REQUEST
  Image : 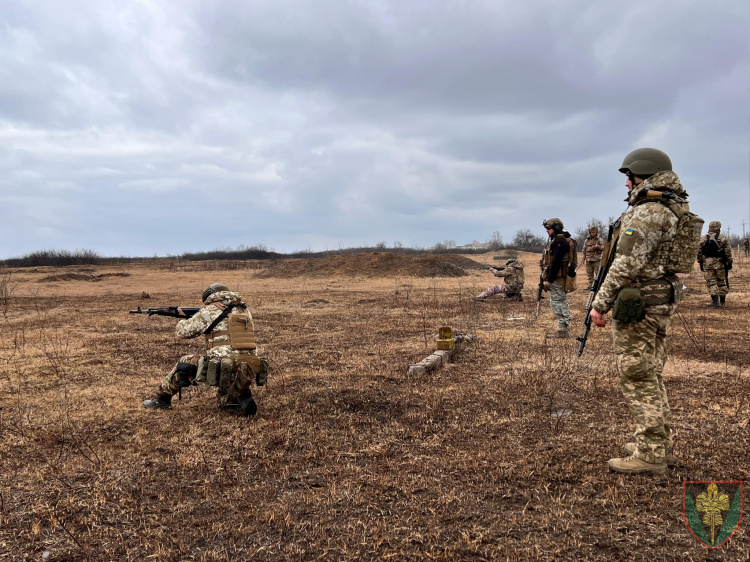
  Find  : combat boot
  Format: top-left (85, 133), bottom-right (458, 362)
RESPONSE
top-left (608, 455), bottom-right (666, 475)
top-left (546, 329), bottom-right (569, 339)
top-left (143, 391), bottom-right (173, 410)
top-left (705, 295), bottom-right (720, 308)
top-left (623, 443), bottom-right (677, 467)
top-left (719, 295), bottom-right (726, 307)
top-left (239, 389), bottom-right (258, 417)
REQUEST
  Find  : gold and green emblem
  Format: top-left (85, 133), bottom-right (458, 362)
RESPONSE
top-left (683, 481), bottom-right (743, 548)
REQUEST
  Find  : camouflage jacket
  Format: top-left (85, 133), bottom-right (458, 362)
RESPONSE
top-left (697, 232), bottom-right (732, 270)
top-left (592, 171), bottom-right (687, 316)
top-left (582, 234), bottom-right (604, 263)
top-left (493, 261), bottom-right (525, 291)
top-left (175, 291), bottom-right (256, 359)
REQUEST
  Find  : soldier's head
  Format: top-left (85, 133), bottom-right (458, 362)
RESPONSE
top-left (708, 221), bottom-right (721, 234)
top-left (543, 218), bottom-right (564, 236)
top-left (619, 147), bottom-right (672, 190)
top-left (505, 258), bottom-right (517, 266)
top-left (201, 282), bottom-right (230, 303)
top-left (589, 226), bottom-right (598, 236)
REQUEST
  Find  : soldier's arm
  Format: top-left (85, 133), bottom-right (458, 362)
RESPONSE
top-left (722, 238), bottom-right (733, 262)
top-left (592, 205), bottom-right (674, 314)
top-left (175, 305), bottom-right (217, 339)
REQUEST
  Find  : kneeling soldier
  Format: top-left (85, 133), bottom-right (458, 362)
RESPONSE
top-left (473, 258), bottom-right (525, 302)
top-left (143, 283), bottom-right (268, 416)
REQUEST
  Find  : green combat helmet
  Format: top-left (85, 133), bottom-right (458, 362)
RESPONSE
top-left (201, 282), bottom-right (230, 303)
top-left (505, 258), bottom-right (517, 266)
top-left (543, 218), bottom-right (564, 234)
top-left (618, 148), bottom-right (672, 177)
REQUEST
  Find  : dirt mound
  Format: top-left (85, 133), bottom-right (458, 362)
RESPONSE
top-left (255, 253), bottom-right (483, 278)
top-left (39, 272), bottom-right (131, 283)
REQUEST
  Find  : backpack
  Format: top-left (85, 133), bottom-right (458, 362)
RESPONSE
top-left (663, 201), bottom-right (704, 274)
top-left (701, 236), bottom-right (721, 258)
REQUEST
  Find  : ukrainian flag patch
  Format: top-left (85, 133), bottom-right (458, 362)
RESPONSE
top-left (625, 229), bottom-right (634, 235)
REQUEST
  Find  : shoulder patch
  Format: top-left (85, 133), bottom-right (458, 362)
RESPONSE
top-left (625, 229), bottom-right (634, 235)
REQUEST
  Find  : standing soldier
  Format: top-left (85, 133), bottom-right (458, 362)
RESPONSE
top-left (697, 221), bottom-right (732, 308)
top-left (540, 218), bottom-right (575, 338)
top-left (743, 237), bottom-right (749, 258)
top-left (473, 258), bottom-right (525, 302)
top-left (142, 283), bottom-right (267, 416)
top-left (581, 226), bottom-right (605, 288)
top-left (590, 147), bottom-right (697, 475)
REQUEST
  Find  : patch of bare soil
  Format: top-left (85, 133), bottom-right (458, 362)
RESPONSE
top-left (38, 272), bottom-right (131, 283)
top-left (256, 252), bottom-right (483, 278)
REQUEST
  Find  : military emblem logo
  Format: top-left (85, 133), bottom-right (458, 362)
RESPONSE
top-left (683, 481), bottom-right (742, 548)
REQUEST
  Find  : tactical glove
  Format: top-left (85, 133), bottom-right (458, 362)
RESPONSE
top-left (726, 261), bottom-right (732, 271)
top-left (699, 262), bottom-right (704, 272)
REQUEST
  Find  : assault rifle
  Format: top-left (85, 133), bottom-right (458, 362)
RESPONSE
top-left (535, 273), bottom-right (545, 317)
top-left (129, 306), bottom-right (201, 319)
top-left (576, 222), bottom-right (616, 357)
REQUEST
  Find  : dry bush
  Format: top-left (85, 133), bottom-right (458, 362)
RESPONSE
top-left (0, 253), bottom-right (748, 561)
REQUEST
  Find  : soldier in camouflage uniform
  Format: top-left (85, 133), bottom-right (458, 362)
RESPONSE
top-left (473, 259), bottom-right (525, 302)
top-left (540, 218), bottom-right (573, 338)
top-left (143, 283), bottom-right (260, 416)
top-left (581, 227), bottom-right (604, 288)
top-left (697, 221), bottom-right (732, 308)
top-left (590, 148), bottom-right (691, 475)
top-left (743, 237), bottom-right (749, 258)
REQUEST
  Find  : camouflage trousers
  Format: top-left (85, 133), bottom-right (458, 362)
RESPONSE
top-left (703, 268), bottom-right (729, 296)
top-left (159, 354), bottom-right (236, 407)
top-left (612, 312), bottom-right (673, 464)
top-left (585, 262), bottom-right (599, 287)
top-left (477, 284), bottom-right (519, 299)
top-left (549, 281), bottom-right (570, 330)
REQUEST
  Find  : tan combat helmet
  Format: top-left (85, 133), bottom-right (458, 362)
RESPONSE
top-left (201, 282), bottom-right (230, 303)
top-left (708, 221), bottom-right (721, 233)
top-left (589, 226), bottom-right (598, 235)
top-left (543, 218), bottom-right (564, 234)
top-left (505, 258), bottom-right (517, 266)
top-left (618, 148), bottom-right (672, 177)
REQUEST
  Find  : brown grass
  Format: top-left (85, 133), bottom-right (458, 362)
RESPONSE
top-left (0, 252), bottom-right (748, 561)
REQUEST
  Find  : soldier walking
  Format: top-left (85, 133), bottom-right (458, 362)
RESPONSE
top-left (590, 148), bottom-right (695, 475)
top-left (473, 258), bottom-right (525, 302)
top-left (581, 227), bottom-right (604, 288)
top-left (697, 221), bottom-right (732, 308)
top-left (540, 218), bottom-right (575, 338)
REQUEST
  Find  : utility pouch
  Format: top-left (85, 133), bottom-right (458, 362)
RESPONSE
top-left (227, 362), bottom-right (253, 398)
top-left (640, 275), bottom-right (681, 305)
top-left (195, 356), bottom-right (208, 384)
top-left (175, 362), bottom-right (198, 388)
top-left (206, 358), bottom-right (221, 386)
top-left (612, 287), bottom-right (646, 324)
top-left (564, 274), bottom-right (577, 294)
top-left (218, 357), bottom-right (234, 393)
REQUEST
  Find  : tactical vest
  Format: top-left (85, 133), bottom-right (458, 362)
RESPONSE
top-left (541, 234), bottom-right (577, 283)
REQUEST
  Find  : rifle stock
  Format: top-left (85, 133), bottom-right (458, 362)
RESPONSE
top-left (129, 306), bottom-right (201, 319)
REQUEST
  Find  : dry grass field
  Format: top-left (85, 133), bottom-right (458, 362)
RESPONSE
top-left (0, 251), bottom-right (748, 561)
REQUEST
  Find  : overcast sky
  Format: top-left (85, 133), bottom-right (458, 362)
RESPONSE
top-left (0, 0), bottom-right (748, 258)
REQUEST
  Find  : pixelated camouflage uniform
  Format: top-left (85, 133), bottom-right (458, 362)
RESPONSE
top-left (476, 261), bottom-right (525, 300)
top-left (582, 233), bottom-right (605, 287)
top-left (541, 234), bottom-right (572, 331)
top-left (592, 170), bottom-right (689, 464)
top-left (744, 238), bottom-right (749, 258)
top-left (158, 290), bottom-right (257, 407)
top-left (697, 222), bottom-right (732, 297)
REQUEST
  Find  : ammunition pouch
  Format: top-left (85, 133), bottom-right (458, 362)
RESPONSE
top-left (205, 353), bottom-right (269, 396)
top-left (612, 287), bottom-right (646, 324)
top-left (195, 356), bottom-right (208, 383)
top-left (175, 362), bottom-right (198, 388)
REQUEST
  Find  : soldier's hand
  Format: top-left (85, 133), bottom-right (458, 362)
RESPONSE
top-left (699, 262), bottom-right (704, 271)
top-left (542, 281), bottom-right (552, 291)
top-left (591, 309), bottom-right (607, 328)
